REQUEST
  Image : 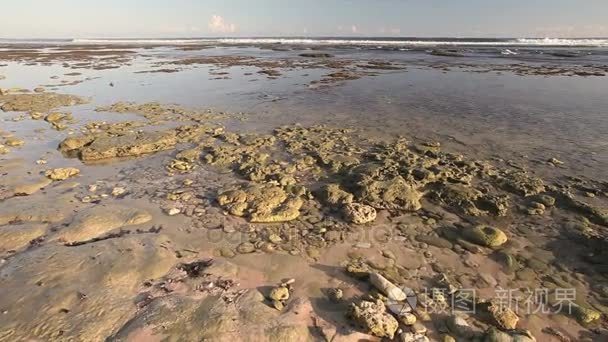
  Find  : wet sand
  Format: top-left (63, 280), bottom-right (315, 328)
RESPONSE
top-left (0, 44), bottom-right (607, 341)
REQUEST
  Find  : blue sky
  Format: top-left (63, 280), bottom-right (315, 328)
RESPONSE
top-left (2, 0), bottom-right (608, 38)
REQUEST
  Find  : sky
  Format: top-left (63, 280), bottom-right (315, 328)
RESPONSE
top-left (2, 0), bottom-right (608, 38)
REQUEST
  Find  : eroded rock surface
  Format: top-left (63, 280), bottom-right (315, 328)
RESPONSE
top-left (217, 184), bottom-right (304, 223)
top-left (55, 204), bottom-right (152, 243)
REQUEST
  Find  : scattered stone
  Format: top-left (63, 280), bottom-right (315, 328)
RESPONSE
top-left (526, 202), bottom-right (546, 215)
top-left (165, 208), bottom-right (180, 216)
top-left (400, 313), bottom-right (417, 325)
top-left (570, 304), bottom-right (601, 324)
top-left (4, 137), bottom-right (24, 147)
top-left (411, 322), bottom-right (427, 334)
top-left (236, 242), bottom-right (256, 254)
top-left (416, 235), bottom-right (453, 249)
top-left (348, 299), bottom-right (399, 339)
top-left (343, 203), bottom-right (377, 224)
top-left (531, 194), bottom-right (555, 207)
top-left (219, 246), bottom-right (236, 258)
top-left (484, 327), bottom-right (536, 342)
top-left (446, 314), bottom-right (471, 337)
top-left (328, 288), bottom-right (343, 303)
top-left (400, 332), bottom-right (430, 342)
top-left (369, 272), bottom-right (406, 301)
top-left (45, 167), bottom-right (80, 181)
top-left (463, 225), bottom-right (508, 248)
top-left (548, 158), bottom-right (564, 166)
top-left (488, 303), bottom-right (519, 330)
top-left (111, 187), bottom-right (127, 197)
top-left (269, 286), bottom-right (289, 301)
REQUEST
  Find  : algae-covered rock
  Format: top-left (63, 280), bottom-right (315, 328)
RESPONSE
top-left (176, 147), bottom-right (200, 163)
top-left (0, 92), bottom-right (87, 112)
top-left (60, 125), bottom-right (217, 161)
top-left (217, 184), bottom-right (303, 223)
top-left (322, 183), bottom-right (354, 205)
top-left (484, 327), bottom-right (536, 342)
top-left (499, 171), bottom-right (545, 197)
top-left (59, 135), bottom-right (96, 153)
top-left (79, 131), bottom-right (178, 161)
top-left (463, 225), bottom-right (508, 248)
top-left (45, 167), bottom-right (80, 181)
top-left (269, 286), bottom-right (290, 301)
top-left (348, 299), bottom-right (399, 339)
top-left (44, 112), bottom-right (70, 123)
top-left (431, 183), bottom-right (485, 216)
top-left (571, 304), bottom-right (601, 324)
top-left (355, 173), bottom-right (423, 211)
top-left (343, 203), bottom-right (377, 224)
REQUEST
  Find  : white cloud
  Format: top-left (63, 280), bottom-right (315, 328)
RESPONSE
top-left (351, 25), bottom-right (358, 33)
top-left (208, 15), bottom-right (236, 34)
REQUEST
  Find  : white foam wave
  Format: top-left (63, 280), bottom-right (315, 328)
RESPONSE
top-left (5, 37), bottom-right (606, 47)
top-left (220, 38), bottom-right (608, 47)
top-left (71, 38), bottom-right (215, 45)
top-left (515, 38), bottom-right (608, 46)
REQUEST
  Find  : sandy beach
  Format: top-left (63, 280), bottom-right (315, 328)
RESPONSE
top-left (0, 40), bottom-right (607, 341)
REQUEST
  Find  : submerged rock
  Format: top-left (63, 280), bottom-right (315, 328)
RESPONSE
top-left (0, 223), bottom-right (47, 253)
top-left (348, 299), bottom-right (399, 339)
top-left (343, 203), bottom-right (377, 224)
top-left (217, 184), bottom-right (303, 223)
top-left (11, 177), bottom-right (52, 196)
top-left (4, 137), bottom-right (24, 147)
top-left (0, 92), bottom-right (87, 112)
top-left (463, 225), bottom-right (508, 248)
